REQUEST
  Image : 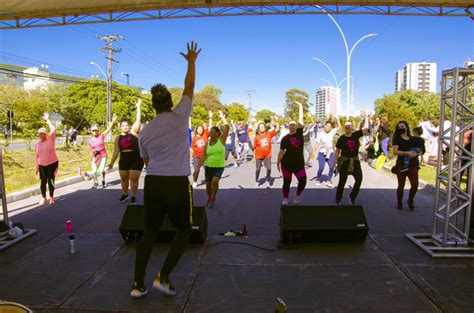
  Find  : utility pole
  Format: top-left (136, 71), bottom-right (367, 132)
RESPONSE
top-left (245, 89), bottom-right (255, 112)
top-left (121, 72), bottom-right (130, 86)
top-left (99, 34), bottom-right (123, 141)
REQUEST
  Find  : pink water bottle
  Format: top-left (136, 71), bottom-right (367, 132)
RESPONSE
top-left (65, 220), bottom-right (72, 234)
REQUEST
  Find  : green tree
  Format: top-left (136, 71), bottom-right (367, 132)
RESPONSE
top-left (256, 109), bottom-right (275, 123)
top-left (284, 88), bottom-right (310, 120)
top-left (225, 102), bottom-right (249, 123)
top-left (191, 106), bottom-right (208, 128)
top-left (193, 84), bottom-right (224, 112)
top-left (374, 89), bottom-right (441, 131)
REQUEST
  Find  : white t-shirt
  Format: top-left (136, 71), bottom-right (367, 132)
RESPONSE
top-left (139, 96), bottom-right (192, 176)
top-left (316, 128), bottom-right (338, 153)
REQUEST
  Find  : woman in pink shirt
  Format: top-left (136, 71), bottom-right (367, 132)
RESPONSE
top-left (89, 115), bottom-right (117, 188)
top-left (35, 113), bottom-right (59, 205)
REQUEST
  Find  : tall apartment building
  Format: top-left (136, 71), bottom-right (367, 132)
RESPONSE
top-left (395, 62), bottom-right (437, 93)
top-left (314, 86), bottom-right (341, 119)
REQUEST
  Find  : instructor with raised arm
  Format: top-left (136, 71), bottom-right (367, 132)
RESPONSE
top-left (131, 42), bottom-right (201, 298)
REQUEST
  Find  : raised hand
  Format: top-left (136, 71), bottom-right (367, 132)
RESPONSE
top-left (218, 110), bottom-right (224, 118)
top-left (208, 110), bottom-right (213, 118)
top-left (180, 41), bottom-right (202, 62)
top-left (136, 98), bottom-right (142, 108)
top-left (112, 114), bottom-right (118, 123)
top-left (43, 112), bottom-right (49, 121)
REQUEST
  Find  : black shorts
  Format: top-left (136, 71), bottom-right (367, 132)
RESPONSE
top-left (144, 176), bottom-right (193, 229)
top-left (204, 166), bottom-right (224, 182)
top-left (119, 151), bottom-right (144, 171)
top-left (39, 161), bottom-right (58, 180)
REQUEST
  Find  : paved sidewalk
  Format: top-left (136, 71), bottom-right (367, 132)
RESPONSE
top-left (1, 155), bottom-right (473, 312)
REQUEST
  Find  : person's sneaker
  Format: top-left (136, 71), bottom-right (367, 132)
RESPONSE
top-left (234, 162), bottom-right (239, 168)
top-left (192, 182), bottom-right (197, 188)
top-left (130, 282), bottom-right (148, 298)
top-left (102, 181), bottom-right (106, 189)
top-left (119, 194), bottom-right (129, 202)
top-left (92, 183), bottom-right (98, 189)
top-left (49, 197), bottom-right (55, 205)
top-left (38, 198), bottom-right (46, 205)
top-left (326, 181), bottom-right (333, 188)
top-left (281, 198), bottom-right (289, 206)
top-left (294, 196), bottom-right (302, 205)
top-left (266, 181), bottom-right (271, 189)
top-left (206, 200), bottom-right (214, 209)
top-left (130, 197), bottom-right (136, 204)
top-left (350, 197), bottom-right (356, 205)
top-left (315, 180), bottom-right (321, 186)
top-left (153, 273), bottom-right (176, 296)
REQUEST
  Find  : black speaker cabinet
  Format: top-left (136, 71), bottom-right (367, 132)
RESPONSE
top-left (280, 205), bottom-right (369, 243)
top-left (119, 205), bottom-right (208, 244)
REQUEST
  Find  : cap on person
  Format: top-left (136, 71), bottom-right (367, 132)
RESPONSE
top-left (289, 121), bottom-right (297, 126)
top-left (37, 127), bottom-right (48, 134)
top-left (91, 125), bottom-right (99, 131)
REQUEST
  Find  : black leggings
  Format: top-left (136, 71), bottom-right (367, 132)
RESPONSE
top-left (396, 165), bottom-right (419, 205)
top-left (39, 161), bottom-right (58, 198)
top-left (336, 160), bottom-right (363, 202)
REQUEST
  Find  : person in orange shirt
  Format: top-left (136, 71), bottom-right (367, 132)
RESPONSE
top-left (254, 115), bottom-right (280, 188)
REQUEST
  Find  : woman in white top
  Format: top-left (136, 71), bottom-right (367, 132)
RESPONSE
top-left (314, 116), bottom-right (341, 187)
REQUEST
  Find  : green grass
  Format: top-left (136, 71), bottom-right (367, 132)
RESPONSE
top-left (2, 142), bottom-right (114, 193)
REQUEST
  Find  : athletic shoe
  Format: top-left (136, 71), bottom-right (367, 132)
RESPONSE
top-left (266, 181), bottom-right (271, 189)
top-left (192, 182), bottom-right (197, 188)
top-left (153, 273), bottom-right (176, 296)
top-left (206, 200), bottom-right (214, 209)
top-left (130, 197), bottom-right (136, 204)
top-left (315, 181), bottom-right (321, 186)
top-left (119, 194), bottom-right (129, 202)
top-left (102, 181), bottom-right (106, 189)
top-left (294, 196), bottom-right (302, 205)
top-left (326, 181), bottom-right (333, 188)
top-left (234, 163), bottom-right (239, 168)
top-left (281, 198), bottom-right (289, 206)
top-left (38, 198), bottom-right (46, 205)
top-left (49, 197), bottom-right (55, 205)
top-left (92, 183), bottom-right (98, 189)
top-left (350, 197), bottom-right (356, 205)
top-left (130, 282), bottom-right (148, 298)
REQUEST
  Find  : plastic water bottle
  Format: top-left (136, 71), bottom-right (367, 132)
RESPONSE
top-left (69, 234), bottom-right (76, 254)
top-left (65, 220), bottom-right (75, 254)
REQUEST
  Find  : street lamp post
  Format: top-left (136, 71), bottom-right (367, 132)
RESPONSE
top-left (90, 61), bottom-right (112, 141)
top-left (316, 5), bottom-right (377, 118)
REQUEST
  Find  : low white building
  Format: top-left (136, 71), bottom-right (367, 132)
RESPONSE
top-left (23, 65), bottom-right (51, 90)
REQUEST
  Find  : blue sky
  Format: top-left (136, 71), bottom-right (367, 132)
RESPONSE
top-left (0, 14), bottom-right (472, 115)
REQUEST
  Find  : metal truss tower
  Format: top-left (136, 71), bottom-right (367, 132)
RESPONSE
top-left (407, 67), bottom-right (474, 258)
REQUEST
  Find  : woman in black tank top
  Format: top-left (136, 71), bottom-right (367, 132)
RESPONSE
top-left (109, 99), bottom-right (144, 204)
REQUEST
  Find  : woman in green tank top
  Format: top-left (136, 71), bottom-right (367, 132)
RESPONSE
top-left (194, 110), bottom-right (229, 208)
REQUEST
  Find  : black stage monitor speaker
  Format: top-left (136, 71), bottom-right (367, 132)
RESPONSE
top-left (280, 205), bottom-right (369, 243)
top-left (119, 205), bottom-right (208, 244)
